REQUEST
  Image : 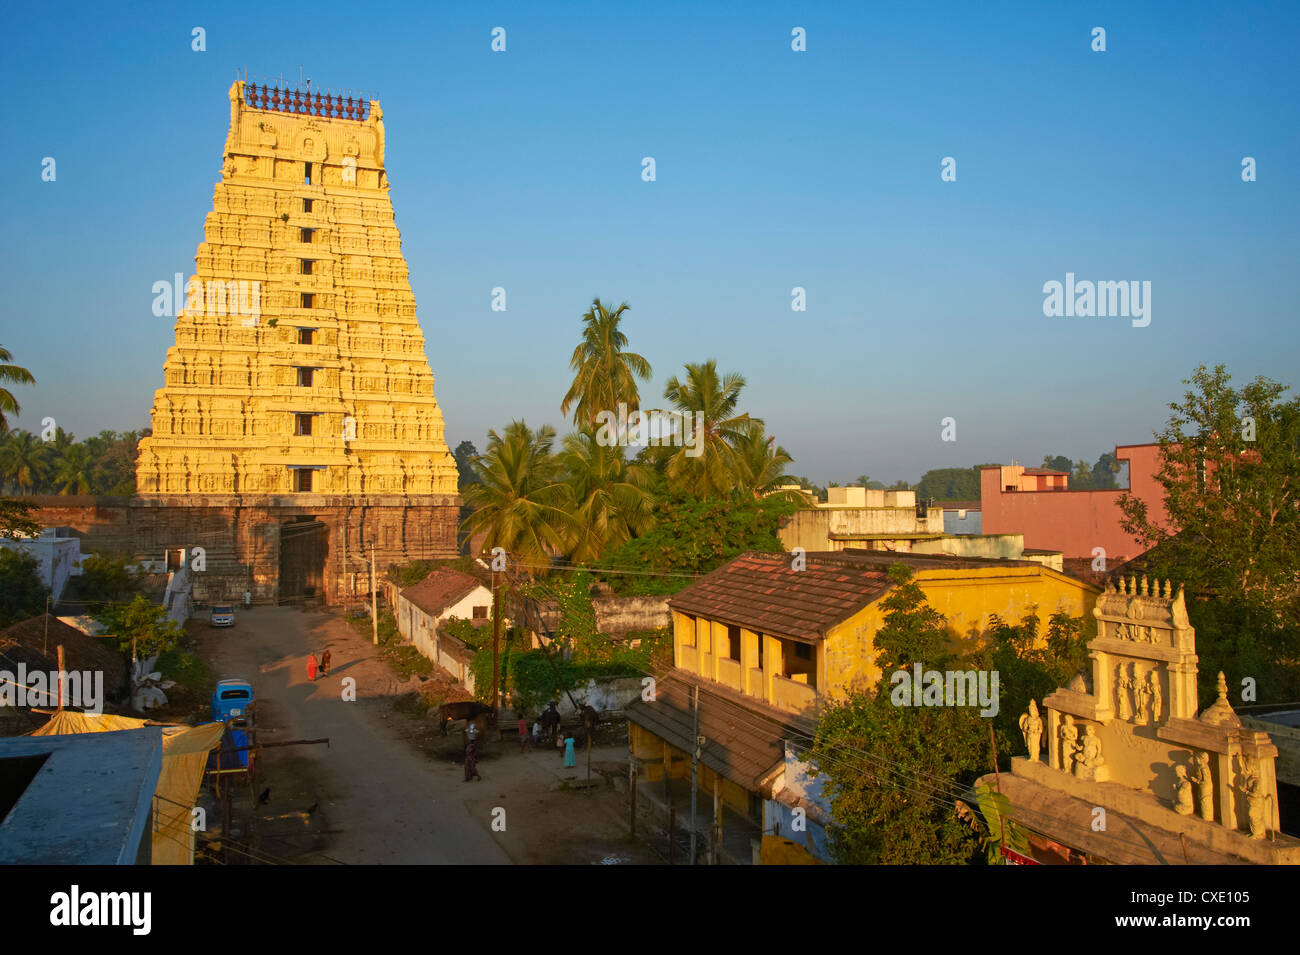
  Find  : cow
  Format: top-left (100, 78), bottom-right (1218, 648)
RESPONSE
top-left (540, 702), bottom-right (561, 743)
top-left (579, 704), bottom-right (599, 740)
top-left (439, 700), bottom-right (497, 736)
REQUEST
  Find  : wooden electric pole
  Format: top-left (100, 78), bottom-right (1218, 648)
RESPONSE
top-left (491, 571), bottom-right (501, 717)
top-left (689, 683), bottom-right (700, 866)
top-left (369, 543), bottom-right (378, 646)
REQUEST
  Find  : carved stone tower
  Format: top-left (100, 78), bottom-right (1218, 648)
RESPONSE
top-left (137, 80), bottom-right (458, 497)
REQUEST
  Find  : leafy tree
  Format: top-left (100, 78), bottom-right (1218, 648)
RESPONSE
top-left (0, 346), bottom-right (35, 434)
top-left (600, 493), bottom-right (797, 595)
top-left (77, 553), bottom-right (141, 602)
top-left (0, 430), bottom-right (50, 494)
top-left (730, 425), bottom-right (799, 501)
top-left (557, 429), bottom-right (654, 563)
top-left (453, 440), bottom-right (480, 490)
top-left (0, 548), bottom-right (47, 627)
top-left (914, 466), bottom-right (990, 501)
top-left (53, 444), bottom-right (95, 495)
top-left (1119, 364), bottom-right (1300, 701)
top-left (459, 421), bottom-right (571, 572)
top-left (854, 474), bottom-right (886, 490)
top-left (1041, 455), bottom-right (1073, 474)
top-left (560, 298), bottom-right (652, 427)
top-left (1090, 451), bottom-right (1122, 490)
top-left (661, 360), bottom-right (758, 498)
top-left (1071, 459), bottom-right (1093, 489)
top-left (95, 594), bottom-right (184, 660)
top-left (806, 565), bottom-right (986, 864)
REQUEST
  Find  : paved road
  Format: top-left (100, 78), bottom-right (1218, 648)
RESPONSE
top-left (201, 606), bottom-right (511, 865)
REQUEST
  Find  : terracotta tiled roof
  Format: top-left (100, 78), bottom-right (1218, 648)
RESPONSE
top-left (0, 615), bottom-right (128, 695)
top-left (1022, 467), bottom-right (1069, 475)
top-left (626, 671), bottom-right (810, 795)
top-left (668, 551), bottom-right (894, 643)
top-left (939, 500), bottom-right (981, 511)
top-left (400, 569), bottom-right (485, 618)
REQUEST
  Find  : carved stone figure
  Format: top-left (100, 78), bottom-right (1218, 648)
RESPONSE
top-left (1019, 700), bottom-right (1043, 762)
top-left (1238, 758), bottom-right (1267, 839)
top-left (1173, 765), bottom-right (1195, 815)
top-left (1116, 664), bottom-right (1132, 721)
top-left (1133, 665), bottom-right (1151, 726)
top-left (1147, 669), bottom-right (1163, 724)
top-left (1059, 715), bottom-right (1078, 775)
top-left (1074, 725), bottom-right (1104, 781)
top-left (1190, 751), bottom-right (1214, 822)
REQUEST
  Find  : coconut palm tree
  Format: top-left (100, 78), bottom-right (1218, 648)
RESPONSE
top-left (0, 430), bottom-right (50, 494)
top-left (731, 424), bottom-right (802, 501)
top-left (661, 360), bottom-right (759, 498)
top-left (557, 429), bottom-right (655, 564)
top-left (560, 298), bottom-right (652, 427)
top-left (0, 346), bottom-right (36, 435)
top-left (53, 443), bottom-right (95, 495)
top-left (459, 421), bottom-right (572, 573)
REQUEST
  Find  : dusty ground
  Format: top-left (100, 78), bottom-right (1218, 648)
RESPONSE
top-left (196, 605), bottom-right (658, 865)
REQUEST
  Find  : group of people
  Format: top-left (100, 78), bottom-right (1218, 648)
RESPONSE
top-left (305, 649), bottom-right (332, 681)
top-left (516, 708), bottom-right (577, 767)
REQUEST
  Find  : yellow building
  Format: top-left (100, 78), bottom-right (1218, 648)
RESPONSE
top-left (625, 549), bottom-right (1099, 862)
top-left (136, 80), bottom-right (458, 497)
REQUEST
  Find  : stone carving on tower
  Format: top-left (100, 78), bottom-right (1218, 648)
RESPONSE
top-left (136, 80), bottom-right (458, 499)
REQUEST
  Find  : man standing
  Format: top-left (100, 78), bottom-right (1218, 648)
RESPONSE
top-left (464, 740), bottom-right (481, 782)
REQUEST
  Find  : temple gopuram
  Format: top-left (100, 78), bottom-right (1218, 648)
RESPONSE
top-left (89, 80), bottom-right (460, 603)
top-left (979, 575), bottom-right (1298, 864)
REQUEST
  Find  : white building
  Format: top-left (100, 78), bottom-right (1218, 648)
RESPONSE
top-left (0, 529), bottom-right (84, 601)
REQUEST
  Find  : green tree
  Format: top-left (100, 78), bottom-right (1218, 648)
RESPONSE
top-left (661, 360), bottom-right (758, 498)
top-left (914, 466), bottom-right (989, 501)
top-left (0, 430), bottom-right (50, 495)
top-left (560, 298), bottom-right (652, 427)
top-left (557, 428), bottom-right (654, 564)
top-left (600, 493), bottom-right (797, 595)
top-left (854, 474), bottom-right (886, 490)
top-left (77, 553), bottom-right (141, 603)
top-left (95, 594), bottom-right (184, 660)
top-left (1041, 455), bottom-right (1073, 474)
top-left (1090, 451), bottom-right (1122, 490)
top-left (459, 421), bottom-right (571, 572)
top-left (0, 548), bottom-right (47, 627)
top-left (0, 497), bottom-right (40, 539)
top-left (731, 425), bottom-right (799, 500)
top-left (806, 565), bottom-right (985, 864)
top-left (0, 346), bottom-right (36, 435)
top-left (1071, 458), bottom-right (1093, 489)
top-left (453, 440), bottom-right (480, 490)
top-left (53, 443), bottom-right (95, 495)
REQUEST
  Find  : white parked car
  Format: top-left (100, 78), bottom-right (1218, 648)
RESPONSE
top-left (210, 605), bottom-right (235, 628)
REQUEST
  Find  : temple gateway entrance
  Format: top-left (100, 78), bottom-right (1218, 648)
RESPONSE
top-left (279, 516), bottom-right (328, 603)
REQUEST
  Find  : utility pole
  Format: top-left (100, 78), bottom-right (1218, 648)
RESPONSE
top-left (690, 684), bottom-right (700, 866)
top-left (341, 515), bottom-right (348, 615)
top-left (491, 571), bottom-right (501, 717)
top-left (43, 594), bottom-right (51, 656)
top-left (369, 541), bottom-right (378, 646)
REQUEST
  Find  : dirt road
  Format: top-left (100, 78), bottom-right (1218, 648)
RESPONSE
top-left (200, 606), bottom-right (512, 864)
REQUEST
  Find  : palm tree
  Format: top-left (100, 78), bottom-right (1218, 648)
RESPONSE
top-left (731, 424), bottom-right (801, 501)
top-left (53, 444), bottom-right (95, 495)
top-left (560, 298), bottom-right (652, 427)
top-left (0, 346), bottom-right (36, 434)
top-left (459, 421), bottom-right (572, 572)
top-left (661, 360), bottom-right (759, 498)
top-left (557, 429), bottom-right (655, 563)
top-left (0, 430), bottom-right (50, 494)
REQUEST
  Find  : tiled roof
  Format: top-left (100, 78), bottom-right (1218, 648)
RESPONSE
top-left (1022, 468), bottom-right (1068, 475)
top-left (669, 551), bottom-right (893, 643)
top-left (626, 671), bottom-right (809, 794)
top-left (400, 569), bottom-right (486, 618)
top-left (1, 615), bottom-right (127, 682)
top-left (669, 550), bottom-right (1039, 642)
top-left (939, 500), bottom-right (981, 511)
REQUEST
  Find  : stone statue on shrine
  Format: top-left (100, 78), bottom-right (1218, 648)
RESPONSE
top-left (1134, 666), bottom-right (1151, 726)
top-left (1239, 759), bottom-right (1268, 839)
top-left (1074, 725), bottom-right (1104, 781)
top-left (1173, 765), bottom-right (1195, 815)
top-left (1147, 669), bottom-right (1163, 724)
top-left (1019, 700), bottom-right (1043, 762)
top-left (1116, 663), bottom-right (1132, 721)
top-left (374, 104), bottom-right (385, 167)
top-left (1190, 751), bottom-right (1214, 822)
top-left (1059, 714), bottom-right (1078, 774)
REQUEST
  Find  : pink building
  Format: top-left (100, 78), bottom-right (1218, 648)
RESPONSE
top-left (979, 444), bottom-right (1170, 564)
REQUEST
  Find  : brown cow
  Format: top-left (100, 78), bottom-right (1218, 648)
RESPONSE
top-left (439, 700), bottom-right (497, 735)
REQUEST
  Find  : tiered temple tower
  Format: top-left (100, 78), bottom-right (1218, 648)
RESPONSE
top-left (137, 80), bottom-right (458, 498)
top-left (128, 81), bottom-right (460, 603)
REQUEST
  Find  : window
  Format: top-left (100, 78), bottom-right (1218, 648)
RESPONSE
top-left (300, 228), bottom-right (314, 244)
top-left (303, 162), bottom-right (312, 185)
top-left (300, 293), bottom-right (314, 309)
top-left (295, 413), bottom-right (313, 436)
top-left (794, 643), bottom-right (812, 661)
top-left (472, 605), bottom-right (488, 619)
top-left (727, 624), bottom-right (741, 662)
top-left (295, 468), bottom-right (314, 492)
top-left (296, 368), bottom-right (314, 387)
top-left (298, 327), bottom-right (315, 344)
top-left (300, 259), bottom-right (313, 275)
top-left (302, 198), bottom-right (313, 213)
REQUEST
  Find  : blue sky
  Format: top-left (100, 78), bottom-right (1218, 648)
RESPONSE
top-left (2, 0), bottom-right (1298, 483)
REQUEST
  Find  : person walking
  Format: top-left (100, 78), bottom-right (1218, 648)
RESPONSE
top-left (306, 654), bottom-right (319, 681)
top-left (464, 740), bottom-right (481, 782)
top-left (518, 715), bottom-right (531, 753)
top-left (563, 733), bottom-right (577, 769)
top-left (320, 649), bottom-right (332, 676)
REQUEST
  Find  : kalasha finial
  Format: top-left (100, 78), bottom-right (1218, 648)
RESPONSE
top-left (1216, 671), bottom-right (1229, 701)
